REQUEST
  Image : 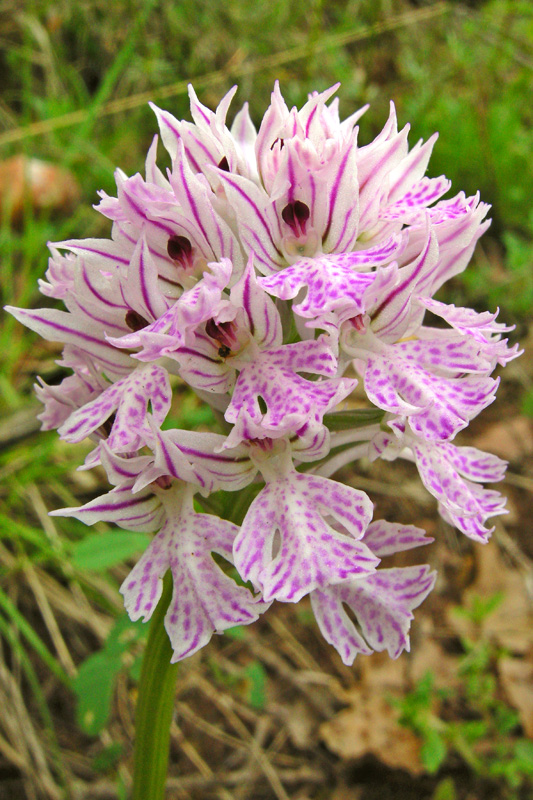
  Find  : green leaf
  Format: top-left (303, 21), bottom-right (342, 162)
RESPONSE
top-left (522, 388), bottom-right (533, 418)
top-left (323, 407), bottom-right (384, 431)
top-left (514, 740), bottom-right (533, 775)
top-left (431, 777), bottom-right (457, 800)
top-left (105, 614), bottom-right (148, 657)
top-left (73, 614), bottom-right (148, 736)
top-left (71, 531), bottom-right (151, 571)
top-left (128, 653), bottom-right (144, 683)
top-left (73, 651), bottom-right (122, 735)
top-left (93, 742), bottom-right (123, 773)
top-left (421, 729), bottom-right (447, 773)
top-left (224, 625), bottom-right (246, 640)
top-left (245, 660), bottom-right (267, 710)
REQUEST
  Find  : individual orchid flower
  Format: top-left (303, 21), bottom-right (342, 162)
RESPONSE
top-left (368, 421), bottom-right (509, 543)
top-left (53, 476), bottom-right (268, 661)
top-left (231, 441), bottom-right (377, 603)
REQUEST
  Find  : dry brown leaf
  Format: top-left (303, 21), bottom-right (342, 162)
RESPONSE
top-left (409, 639), bottom-right (461, 690)
top-left (498, 657), bottom-right (533, 738)
top-left (447, 544), bottom-right (533, 654)
top-left (279, 699), bottom-right (318, 750)
top-left (319, 691), bottom-right (424, 775)
top-left (473, 416), bottom-right (533, 463)
top-left (0, 155), bottom-right (80, 222)
top-left (358, 650), bottom-right (406, 692)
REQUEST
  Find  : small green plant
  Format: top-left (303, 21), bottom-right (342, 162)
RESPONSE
top-left (391, 594), bottom-right (533, 797)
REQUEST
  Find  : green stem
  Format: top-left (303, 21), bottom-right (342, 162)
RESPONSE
top-left (132, 574), bottom-right (178, 800)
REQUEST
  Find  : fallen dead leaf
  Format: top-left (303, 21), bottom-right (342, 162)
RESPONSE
top-left (409, 639), bottom-right (461, 690)
top-left (0, 155), bottom-right (80, 223)
top-left (279, 699), bottom-right (318, 750)
top-left (498, 657), bottom-right (533, 738)
top-left (319, 690), bottom-right (424, 775)
top-left (447, 544), bottom-right (533, 654)
top-left (358, 650), bottom-right (406, 692)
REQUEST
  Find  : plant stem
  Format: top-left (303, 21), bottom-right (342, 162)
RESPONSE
top-left (132, 574), bottom-right (178, 800)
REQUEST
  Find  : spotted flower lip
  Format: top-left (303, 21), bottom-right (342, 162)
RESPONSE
top-left (6, 81), bottom-right (519, 665)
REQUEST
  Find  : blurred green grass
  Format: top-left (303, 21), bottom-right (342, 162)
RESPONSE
top-left (0, 1), bottom-right (532, 797)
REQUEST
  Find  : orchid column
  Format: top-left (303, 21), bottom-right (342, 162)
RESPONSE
top-left (7, 82), bottom-right (518, 798)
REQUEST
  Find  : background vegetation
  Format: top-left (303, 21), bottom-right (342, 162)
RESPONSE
top-left (0, 1), bottom-right (532, 798)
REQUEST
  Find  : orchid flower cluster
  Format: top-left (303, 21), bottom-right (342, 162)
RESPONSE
top-left (8, 83), bottom-right (519, 667)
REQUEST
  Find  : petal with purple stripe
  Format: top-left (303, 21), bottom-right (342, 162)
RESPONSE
top-left (311, 564), bottom-right (436, 665)
top-left (234, 471), bottom-right (376, 602)
top-left (120, 488), bottom-right (268, 661)
top-left (59, 364), bottom-right (171, 452)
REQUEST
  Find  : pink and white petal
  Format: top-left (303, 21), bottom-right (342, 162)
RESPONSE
top-left (229, 258), bottom-right (282, 349)
top-left (312, 564), bottom-right (436, 665)
top-left (72, 258), bottom-right (128, 321)
top-left (438, 442), bottom-right (507, 483)
top-left (225, 343), bottom-right (355, 443)
top-left (98, 442), bottom-right (155, 488)
top-left (234, 472), bottom-right (376, 602)
top-left (161, 430), bottom-right (257, 491)
top-left (255, 82), bottom-right (290, 183)
top-left (357, 125), bottom-right (410, 232)
top-left (311, 587), bottom-right (373, 664)
top-left (290, 422), bottom-right (331, 463)
top-left (165, 511), bottom-right (267, 661)
top-left (265, 337), bottom-right (339, 376)
top-left (5, 306), bottom-right (133, 378)
top-left (260, 235), bottom-right (402, 319)
top-left (136, 426), bottom-right (201, 490)
top-left (170, 146), bottom-right (243, 270)
top-left (117, 173), bottom-right (182, 246)
top-left (213, 170), bottom-right (285, 274)
top-left (364, 353), bottom-right (498, 440)
top-left (59, 364), bottom-right (171, 453)
top-left (230, 102), bottom-right (258, 177)
top-left (394, 336), bottom-right (495, 375)
top-left (144, 134), bottom-right (170, 189)
top-left (108, 259), bottom-right (232, 357)
top-left (380, 176), bottom-right (451, 223)
top-left (120, 528), bottom-right (169, 620)
top-left (51, 485), bottom-right (164, 532)
top-left (320, 133), bottom-right (360, 253)
top-left (121, 489), bottom-right (267, 661)
top-left (419, 298), bottom-right (512, 339)
top-left (437, 483), bottom-right (509, 543)
top-left (175, 332), bottom-right (235, 394)
top-left (412, 442), bottom-right (506, 525)
top-left (370, 221), bottom-right (439, 340)
top-left (38, 249), bottom-right (77, 299)
top-left (407, 374), bottom-right (497, 441)
top-left (119, 235), bottom-right (169, 321)
top-left (35, 373), bottom-right (101, 431)
top-left (52, 236), bottom-right (132, 273)
top-left (149, 104), bottom-right (183, 162)
top-left (387, 133), bottom-right (439, 203)
top-left (363, 520), bottom-right (432, 558)
top-left (418, 300), bottom-right (521, 367)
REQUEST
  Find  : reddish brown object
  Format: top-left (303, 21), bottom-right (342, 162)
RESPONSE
top-left (0, 155), bottom-right (80, 223)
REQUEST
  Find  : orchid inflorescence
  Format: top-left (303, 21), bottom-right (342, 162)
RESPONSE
top-left (8, 83), bottom-right (519, 666)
